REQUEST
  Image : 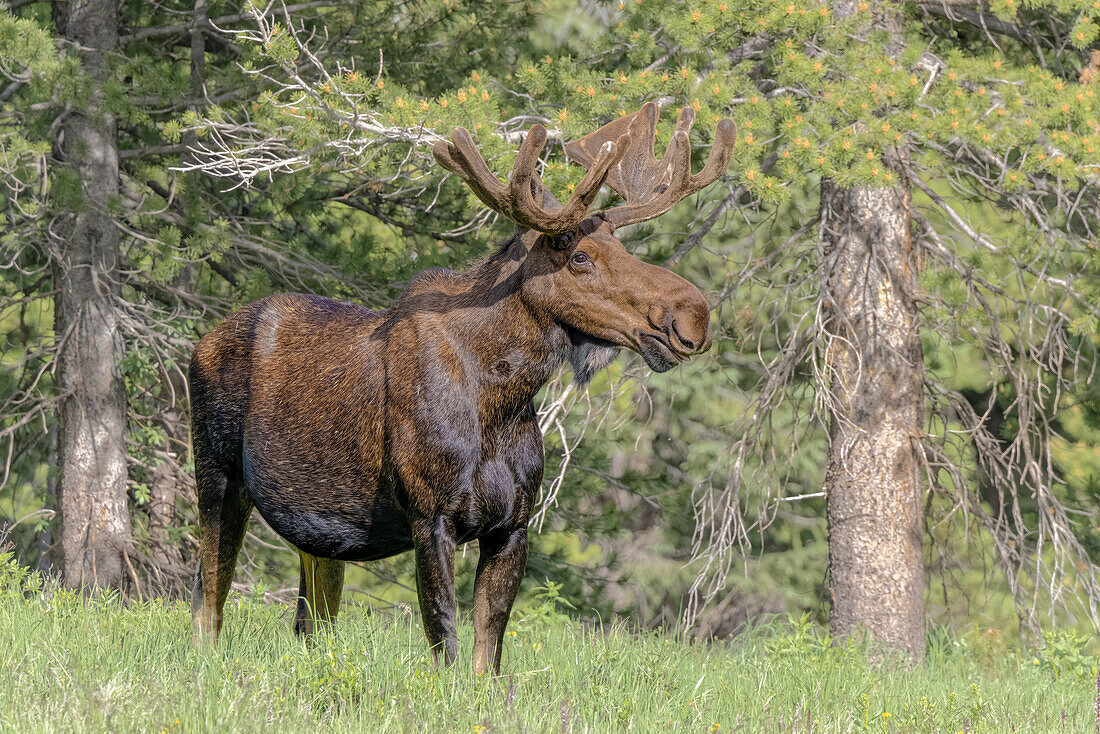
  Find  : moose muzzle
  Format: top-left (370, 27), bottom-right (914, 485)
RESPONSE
top-left (637, 274), bottom-right (713, 373)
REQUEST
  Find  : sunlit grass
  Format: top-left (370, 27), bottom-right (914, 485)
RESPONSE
top-left (0, 556), bottom-right (1095, 733)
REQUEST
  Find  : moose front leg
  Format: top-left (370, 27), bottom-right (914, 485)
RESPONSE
top-left (472, 527), bottom-right (528, 675)
top-left (413, 516), bottom-right (458, 667)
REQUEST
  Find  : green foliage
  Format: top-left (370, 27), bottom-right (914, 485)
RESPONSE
top-left (1033, 629), bottom-right (1097, 683)
top-left (512, 580), bottom-right (576, 633)
top-left (0, 571), bottom-right (1095, 732)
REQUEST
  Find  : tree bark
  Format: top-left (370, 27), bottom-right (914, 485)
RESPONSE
top-left (818, 0), bottom-right (925, 664)
top-left (51, 0), bottom-right (131, 589)
top-left (820, 159), bottom-right (925, 660)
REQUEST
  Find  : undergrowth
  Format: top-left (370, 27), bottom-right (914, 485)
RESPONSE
top-left (0, 552), bottom-right (1095, 733)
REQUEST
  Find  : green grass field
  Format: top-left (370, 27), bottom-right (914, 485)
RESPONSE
top-left (0, 556), bottom-right (1096, 733)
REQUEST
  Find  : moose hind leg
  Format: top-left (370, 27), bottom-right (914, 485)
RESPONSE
top-left (292, 551), bottom-right (345, 637)
top-left (191, 467), bottom-right (252, 643)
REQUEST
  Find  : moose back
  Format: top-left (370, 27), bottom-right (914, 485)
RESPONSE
top-left (189, 102), bottom-right (735, 674)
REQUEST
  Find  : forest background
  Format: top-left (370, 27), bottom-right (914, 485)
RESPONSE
top-left (1, 0), bottom-right (1099, 657)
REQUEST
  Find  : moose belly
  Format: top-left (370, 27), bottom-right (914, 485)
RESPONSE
top-left (242, 444), bottom-right (413, 562)
top-left (253, 497), bottom-right (414, 561)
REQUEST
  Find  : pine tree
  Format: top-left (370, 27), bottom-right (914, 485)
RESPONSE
top-left (48, 0), bottom-right (131, 589)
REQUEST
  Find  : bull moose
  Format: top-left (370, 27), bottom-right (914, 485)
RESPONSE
top-left (189, 102), bottom-right (735, 674)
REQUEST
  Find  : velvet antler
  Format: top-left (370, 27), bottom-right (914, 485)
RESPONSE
top-left (565, 102), bottom-right (736, 228)
top-left (433, 123), bottom-right (629, 234)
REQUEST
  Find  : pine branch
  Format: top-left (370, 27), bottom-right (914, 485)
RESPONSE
top-left (0, 0), bottom-right (42, 10)
top-left (913, 0), bottom-right (1043, 47)
top-left (118, 1), bottom-right (343, 44)
top-left (119, 144), bottom-right (190, 160)
top-left (665, 153), bottom-right (779, 267)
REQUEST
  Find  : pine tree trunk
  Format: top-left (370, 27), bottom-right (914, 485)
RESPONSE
top-left (51, 0), bottom-right (130, 590)
top-left (816, 0), bottom-right (925, 663)
top-left (819, 157), bottom-right (925, 660)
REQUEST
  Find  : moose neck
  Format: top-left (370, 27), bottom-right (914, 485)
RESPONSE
top-left (461, 233), bottom-right (567, 399)
top-left (427, 231), bottom-right (614, 413)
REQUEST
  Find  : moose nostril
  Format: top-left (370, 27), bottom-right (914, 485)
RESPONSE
top-left (670, 319), bottom-right (696, 351)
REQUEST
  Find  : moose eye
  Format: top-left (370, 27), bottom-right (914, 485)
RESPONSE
top-left (570, 251), bottom-right (591, 266)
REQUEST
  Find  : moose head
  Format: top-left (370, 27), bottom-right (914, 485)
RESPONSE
top-left (432, 101), bottom-right (736, 377)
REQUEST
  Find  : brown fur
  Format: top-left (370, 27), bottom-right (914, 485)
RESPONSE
top-left (190, 217), bottom-right (712, 673)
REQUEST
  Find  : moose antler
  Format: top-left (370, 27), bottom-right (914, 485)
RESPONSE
top-left (433, 123), bottom-right (629, 234)
top-left (565, 102), bottom-right (736, 228)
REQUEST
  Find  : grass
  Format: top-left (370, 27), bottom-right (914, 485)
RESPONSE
top-left (0, 557), bottom-right (1096, 733)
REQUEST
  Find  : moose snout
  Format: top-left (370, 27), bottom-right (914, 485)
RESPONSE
top-left (648, 289), bottom-right (713, 356)
top-left (670, 293), bottom-right (713, 354)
